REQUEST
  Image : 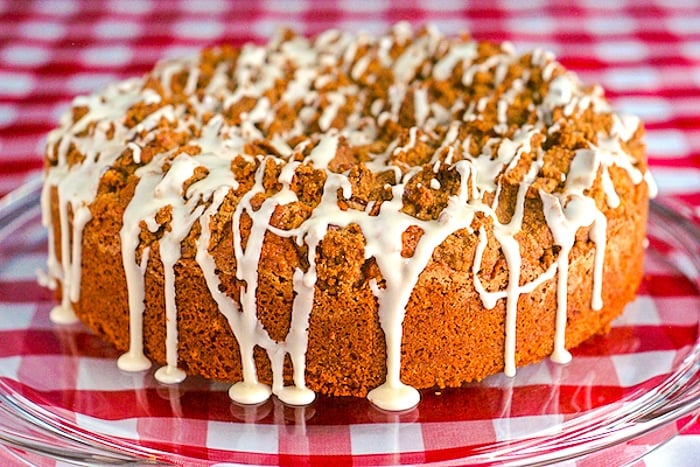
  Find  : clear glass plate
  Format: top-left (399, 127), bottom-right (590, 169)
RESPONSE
top-left (0, 176), bottom-right (698, 466)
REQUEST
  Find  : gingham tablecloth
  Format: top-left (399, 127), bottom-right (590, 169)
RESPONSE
top-left (0, 1), bottom-right (698, 465)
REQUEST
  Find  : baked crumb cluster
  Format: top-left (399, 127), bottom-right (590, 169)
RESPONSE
top-left (43, 23), bottom-right (654, 411)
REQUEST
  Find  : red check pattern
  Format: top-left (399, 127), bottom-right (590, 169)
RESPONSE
top-left (0, 1), bottom-right (698, 465)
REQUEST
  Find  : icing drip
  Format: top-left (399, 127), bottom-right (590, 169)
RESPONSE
top-left (228, 155), bottom-right (319, 406)
top-left (590, 212), bottom-right (607, 311)
top-left (118, 169), bottom-right (161, 373)
top-left (43, 79), bottom-right (149, 324)
top-left (152, 155), bottom-right (206, 384)
top-left (42, 23), bottom-right (655, 412)
top-left (540, 193), bottom-right (599, 364)
top-left (493, 180), bottom-right (532, 377)
top-left (232, 162), bottom-right (286, 399)
top-left (196, 187), bottom-right (273, 405)
top-left (117, 246), bottom-right (151, 372)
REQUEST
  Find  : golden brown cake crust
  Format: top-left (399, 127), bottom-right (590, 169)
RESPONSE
top-left (44, 23), bottom-right (652, 404)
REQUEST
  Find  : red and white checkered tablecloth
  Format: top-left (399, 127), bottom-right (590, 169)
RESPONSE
top-left (0, 1), bottom-right (698, 466)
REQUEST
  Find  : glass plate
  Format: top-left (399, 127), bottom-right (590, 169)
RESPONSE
top-left (0, 176), bottom-right (698, 466)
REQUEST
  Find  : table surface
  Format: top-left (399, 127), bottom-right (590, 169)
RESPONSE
top-left (0, 1), bottom-right (698, 466)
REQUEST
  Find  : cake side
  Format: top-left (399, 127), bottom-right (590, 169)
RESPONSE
top-left (43, 23), bottom-right (654, 409)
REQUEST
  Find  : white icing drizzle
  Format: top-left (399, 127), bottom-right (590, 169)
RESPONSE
top-left (546, 74), bottom-right (576, 108)
top-left (43, 79), bottom-right (150, 324)
top-left (494, 179), bottom-right (533, 377)
top-left (194, 176), bottom-right (274, 405)
top-left (118, 166), bottom-right (161, 373)
top-left (463, 51), bottom-right (513, 87)
top-left (153, 155), bottom-right (206, 384)
top-left (433, 42), bottom-right (477, 81)
top-left (42, 23), bottom-right (656, 412)
top-left (413, 88), bottom-right (429, 127)
top-left (318, 93), bottom-right (346, 131)
top-left (540, 193), bottom-right (599, 364)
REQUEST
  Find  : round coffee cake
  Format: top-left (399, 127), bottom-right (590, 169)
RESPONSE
top-left (42, 23), bottom-right (655, 411)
